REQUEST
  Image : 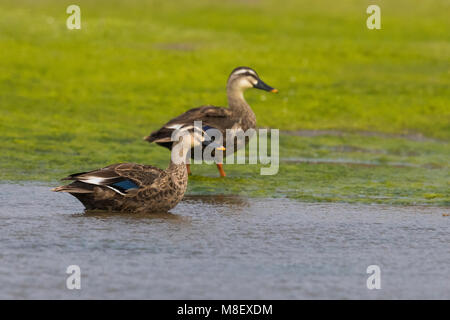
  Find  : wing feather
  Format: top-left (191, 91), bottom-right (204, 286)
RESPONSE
top-left (58, 163), bottom-right (164, 195)
top-left (145, 105), bottom-right (235, 148)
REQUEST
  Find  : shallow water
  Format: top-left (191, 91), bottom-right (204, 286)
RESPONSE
top-left (0, 184), bottom-right (448, 299)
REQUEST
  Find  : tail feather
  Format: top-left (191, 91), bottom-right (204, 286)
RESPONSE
top-left (144, 127), bottom-right (174, 144)
top-left (52, 182), bottom-right (94, 193)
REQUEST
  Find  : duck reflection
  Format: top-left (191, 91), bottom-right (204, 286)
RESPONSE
top-left (72, 210), bottom-right (188, 223)
top-left (182, 194), bottom-right (249, 208)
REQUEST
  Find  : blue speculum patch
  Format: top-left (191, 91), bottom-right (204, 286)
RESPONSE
top-left (112, 180), bottom-right (139, 190)
top-left (202, 125), bottom-right (214, 131)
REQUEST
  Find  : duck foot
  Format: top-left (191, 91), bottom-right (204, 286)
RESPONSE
top-left (216, 164), bottom-right (226, 177)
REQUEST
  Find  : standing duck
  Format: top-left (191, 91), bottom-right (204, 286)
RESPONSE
top-left (52, 126), bottom-right (225, 213)
top-left (144, 66), bottom-right (278, 177)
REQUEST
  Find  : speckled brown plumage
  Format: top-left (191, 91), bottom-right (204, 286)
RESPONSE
top-left (144, 67), bottom-right (277, 164)
top-left (53, 162), bottom-right (187, 213)
top-left (52, 135), bottom-right (202, 214)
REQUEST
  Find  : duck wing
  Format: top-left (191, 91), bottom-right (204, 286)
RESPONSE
top-left (55, 163), bottom-right (164, 195)
top-left (145, 105), bottom-right (235, 148)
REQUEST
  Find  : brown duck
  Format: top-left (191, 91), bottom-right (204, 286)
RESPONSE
top-left (52, 127), bottom-right (225, 213)
top-left (144, 66), bottom-right (278, 177)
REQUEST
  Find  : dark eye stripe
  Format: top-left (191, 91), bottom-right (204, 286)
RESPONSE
top-left (242, 72), bottom-right (258, 79)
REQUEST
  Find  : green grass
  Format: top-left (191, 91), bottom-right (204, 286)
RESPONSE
top-left (0, 0), bottom-right (449, 206)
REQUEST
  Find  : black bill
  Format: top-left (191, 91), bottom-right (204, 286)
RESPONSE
top-left (253, 79), bottom-right (278, 93)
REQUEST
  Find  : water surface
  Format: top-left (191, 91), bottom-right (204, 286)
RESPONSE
top-left (0, 184), bottom-right (448, 299)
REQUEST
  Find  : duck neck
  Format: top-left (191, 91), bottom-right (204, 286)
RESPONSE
top-left (227, 86), bottom-right (256, 125)
top-left (166, 158), bottom-right (188, 186)
top-left (167, 146), bottom-right (188, 176)
top-left (167, 159), bottom-right (185, 172)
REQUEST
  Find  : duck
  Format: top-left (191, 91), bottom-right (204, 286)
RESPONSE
top-left (144, 66), bottom-right (278, 177)
top-left (52, 126), bottom-right (225, 213)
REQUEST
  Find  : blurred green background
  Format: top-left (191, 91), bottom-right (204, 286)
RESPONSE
top-left (0, 0), bottom-right (448, 205)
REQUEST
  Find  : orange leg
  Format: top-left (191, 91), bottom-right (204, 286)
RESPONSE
top-left (186, 164), bottom-right (192, 175)
top-left (216, 163), bottom-right (226, 177)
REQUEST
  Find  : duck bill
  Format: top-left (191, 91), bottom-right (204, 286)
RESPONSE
top-left (254, 79), bottom-right (278, 93)
top-left (203, 140), bottom-right (226, 151)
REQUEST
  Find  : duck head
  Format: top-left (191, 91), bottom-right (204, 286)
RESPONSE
top-left (227, 66), bottom-right (278, 93)
top-left (171, 125), bottom-right (225, 164)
